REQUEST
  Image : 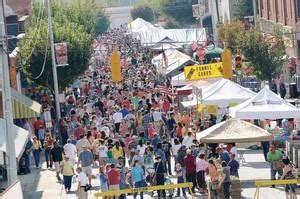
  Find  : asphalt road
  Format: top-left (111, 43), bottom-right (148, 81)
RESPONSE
top-left (105, 6), bottom-right (133, 29)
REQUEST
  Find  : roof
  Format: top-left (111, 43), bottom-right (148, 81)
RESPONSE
top-left (196, 118), bottom-right (273, 143)
top-left (229, 86), bottom-right (300, 119)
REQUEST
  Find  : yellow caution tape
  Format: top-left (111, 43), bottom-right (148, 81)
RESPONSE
top-left (255, 179), bottom-right (297, 186)
top-left (94, 182), bottom-right (193, 197)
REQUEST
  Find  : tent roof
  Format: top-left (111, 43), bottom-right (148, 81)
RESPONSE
top-left (0, 119), bottom-right (29, 159)
top-left (128, 18), bottom-right (156, 33)
top-left (229, 86), bottom-right (300, 119)
top-left (182, 78), bottom-right (255, 107)
top-left (177, 78), bottom-right (219, 91)
top-left (171, 72), bottom-right (187, 87)
top-left (196, 118), bottom-right (273, 143)
top-left (152, 48), bottom-right (192, 75)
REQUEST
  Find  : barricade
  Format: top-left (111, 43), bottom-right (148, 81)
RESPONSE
top-left (254, 179), bottom-right (298, 199)
top-left (94, 182), bottom-right (194, 198)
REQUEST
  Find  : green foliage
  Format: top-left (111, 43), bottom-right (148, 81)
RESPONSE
top-left (96, 13), bottom-right (110, 35)
top-left (131, 4), bottom-right (154, 22)
top-left (218, 21), bottom-right (245, 54)
top-left (164, 16), bottom-right (180, 29)
top-left (241, 25), bottom-right (286, 81)
top-left (234, 0), bottom-right (254, 20)
top-left (147, 0), bottom-right (197, 27)
top-left (18, 0), bottom-right (100, 91)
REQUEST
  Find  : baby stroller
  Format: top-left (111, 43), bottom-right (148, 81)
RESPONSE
top-left (145, 167), bottom-right (174, 197)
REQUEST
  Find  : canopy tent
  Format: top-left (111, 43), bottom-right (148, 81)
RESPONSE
top-left (128, 18), bottom-right (156, 33)
top-left (176, 78), bottom-right (219, 94)
top-left (152, 48), bottom-right (193, 75)
top-left (171, 72), bottom-right (187, 87)
top-left (137, 27), bottom-right (207, 46)
top-left (0, 119), bottom-right (30, 159)
top-left (229, 86), bottom-right (300, 119)
top-left (150, 37), bottom-right (182, 50)
top-left (182, 78), bottom-right (255, 108)
top-left (196, 118), bottom-right (273, 143)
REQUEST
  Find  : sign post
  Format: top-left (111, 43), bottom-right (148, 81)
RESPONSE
top-left (192, 86), bottom-right (203, 120)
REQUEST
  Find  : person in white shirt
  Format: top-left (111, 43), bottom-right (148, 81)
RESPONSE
top-left (182, 131), bottom-right (193, 148)
top-left (64, 139), bottom-right (77, 164)
top-left (229, 143), bottom-right (239, 161)
top-left (76, 167), bottom-right (88, 199)
top-left (112, 109), bottom-right (123, 133)
top-left (98, 139), bottom-right (108, 165)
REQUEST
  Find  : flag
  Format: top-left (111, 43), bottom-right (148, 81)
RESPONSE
top-left (162, 48), bottom-right (168, 68)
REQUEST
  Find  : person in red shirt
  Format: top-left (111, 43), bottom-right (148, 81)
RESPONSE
top-left (74, 123), bottom-right (85, 140)
top-left (162, 99), bottom-right (171, 113)
top-left (34, 117), bottom-right (44, 137)
top-left (106, 164), bottom-right (120, 195)
top-left (122, 97), bottom-right (131, 110)
top-left (184, 149), bottom-right (197, 193)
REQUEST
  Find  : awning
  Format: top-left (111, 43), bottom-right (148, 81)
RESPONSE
top-left (1, 89), bottom-right (42, 119)
top-left (0, 118), bottom-right (29, 159)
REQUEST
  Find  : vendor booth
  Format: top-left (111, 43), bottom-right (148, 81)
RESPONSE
top-left (196, 118), bottom-right (273, 143)
top-left (181, 78), bottom-right (255, 108)
top-left (229, 86), bottom-right (300, 120)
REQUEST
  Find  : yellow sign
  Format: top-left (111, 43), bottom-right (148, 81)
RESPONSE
top-left (206, 105), bottom-right (218, 115)
top-left (184, 62), bottom-right (223, 80)
top-left (197, 104), bottom-right (203, 112)
top-left (222, 49), bottom-right (233, 79)
top-left (94, 182), bottom-right (194, 198)
top-left (111, 51), bottom-right (122, 82)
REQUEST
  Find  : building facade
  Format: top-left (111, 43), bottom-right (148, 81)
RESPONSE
top-left (258, 0), bottom-right (300, 79)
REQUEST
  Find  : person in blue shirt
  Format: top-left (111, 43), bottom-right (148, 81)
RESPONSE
top-left (216, 147), bottom-right (230, 164)
top-left (131, 160), bottom-right (146, 199)
top-left (120, 105), bottom-right (129, 118)
top-left (228, 154), bottom-right (240, 177)
top-left (151, 134), bottom-right (162, 150)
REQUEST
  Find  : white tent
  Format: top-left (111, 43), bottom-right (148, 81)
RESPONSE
top-left (150, 37), bottom-right (182, 50)
top-left (138, 28), bottom-right (207, 46)
top-left (229, 86), bottom-right (300, 119)
top-left (171, 72), bottom-right (187, 87)
top-left (182, 78), bottom-right (255, 107)
top-left (0, 119), bottom-right (29, 159)
top-left (128, 18), bottom-right (156, 33)
top-left (152, 48), bottom-right (192, 75)
top-left (196, 118), bottom-right (273, 143)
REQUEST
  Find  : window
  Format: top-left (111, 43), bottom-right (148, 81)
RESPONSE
top-left (297, 0), bottom-right (300, 18)
top-left (267, 0), bottom-right (270, 19)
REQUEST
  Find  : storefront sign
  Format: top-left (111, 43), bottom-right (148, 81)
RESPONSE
top-left (184, 62), bottom-right (223, 80)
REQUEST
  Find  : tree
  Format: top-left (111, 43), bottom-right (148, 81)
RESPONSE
top-left (96, 13), bottom-right (110, 35)
top-left (218, 21), bottom-right (245, 54)
top-left (17, 0), bottom-right (106, 91)
top-left (234, 0), bottom-right (254, 20)
top-left (241, 25), bottom-right (286, 82)
top-left (131, 4), bottom-right (154, 22)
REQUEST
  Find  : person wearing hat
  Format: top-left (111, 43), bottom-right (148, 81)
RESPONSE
top-left (60, 155), bottom-right (74, 193)
top-left (216, 146), bottom-right (230, 164)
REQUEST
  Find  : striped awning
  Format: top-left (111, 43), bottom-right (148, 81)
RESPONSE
top-left (1, 89), bottom-right (42, 119)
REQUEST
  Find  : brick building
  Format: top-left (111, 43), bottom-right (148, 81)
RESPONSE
top-left (258, 0), bottom-right (300, 78)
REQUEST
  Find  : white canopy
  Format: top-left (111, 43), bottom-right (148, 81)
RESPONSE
top-left (151, 37), bottom-right (182, 50)
top-left (229, 86), bottom-right (300, 119)
top-left (152, 48), bottom-right (192, 75)
top-left (0, 119), bottom-right (29, 159)
top-left (196, 118), bottom-right (274, 143)
top-left (128, 18), bottom-right (156, 33)
top-left (182, 78), bottom-right (255, 107)
top-left (171, 72), bottom-right (187, 87)
top-left (129, 18), bottom-right (206, 46)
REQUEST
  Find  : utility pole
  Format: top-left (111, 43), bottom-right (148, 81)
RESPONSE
top-left (0, 0), bottom-right (18, 185)
top-left (46, 0), bottom-right (61, 120)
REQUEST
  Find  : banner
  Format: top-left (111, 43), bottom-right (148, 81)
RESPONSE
top-left (206, 105), bottom-right (218, 115)
top-left (111, 51), bottom-right (122, 82)
top-left (54, 42), bottom-right (68, 65)
top-left (184, 62), bottom-right (223, 80)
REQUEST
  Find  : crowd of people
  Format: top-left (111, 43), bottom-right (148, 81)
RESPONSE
top-left (18, 26), bottom-right (246, 199)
